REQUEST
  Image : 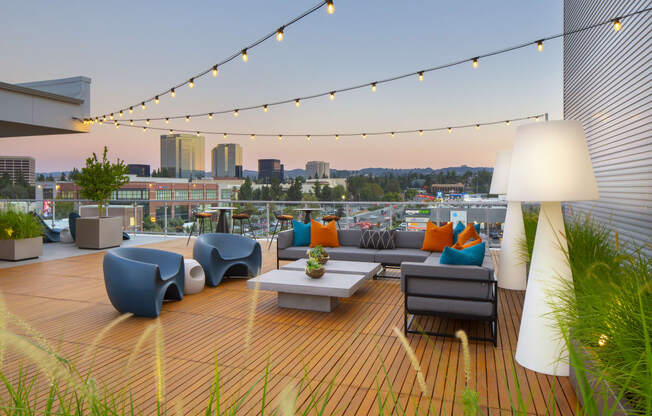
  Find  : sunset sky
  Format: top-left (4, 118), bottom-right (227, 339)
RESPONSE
top-left (1, 0), bottom-right (563, 172)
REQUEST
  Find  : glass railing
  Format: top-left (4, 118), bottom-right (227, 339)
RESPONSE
top-left (0, 198), bottom-right (510, 247)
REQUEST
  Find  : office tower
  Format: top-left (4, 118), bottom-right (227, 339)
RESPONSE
top-left (160, 134), bottom-right (205, 178)
top-left (306, 160), bottom-right (330, 178)
top-left (0, 156), bottom-right (35, 185)
top-left (258, 159), bottom-right (284, 183)
top-left (127, 164), bottom-right (150, 177)
top-left (211, 143), bottom-right (243, 178)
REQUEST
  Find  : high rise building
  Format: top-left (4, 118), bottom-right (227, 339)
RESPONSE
top-left (159, 134), bottom-right (205, 178)
top-left (306, 160), bottom-right (330, 179)
top-left (0, 156), bottom-right (35, 185)
top-left (127, 164), bottom-right (150, 177)
top-left (258, 159), bottom-right (284, 184)
top-left (211, 143), bottom-right (243, 178)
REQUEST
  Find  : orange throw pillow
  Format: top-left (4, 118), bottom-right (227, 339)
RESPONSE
top-left (453, 238), bottom-right (482, 250)
top-left (456, 223), bottom-right (480, 246)
top-left (309, 220), bottom-right (340, 248)
top-left (421, 221), bottom-right (453, 252)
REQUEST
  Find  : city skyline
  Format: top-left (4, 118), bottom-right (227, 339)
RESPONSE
top-left (1, 1), bottom-right (562, 171)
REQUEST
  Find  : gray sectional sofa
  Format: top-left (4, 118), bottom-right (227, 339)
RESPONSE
top-left (276, 228), bottom-right (497, 344)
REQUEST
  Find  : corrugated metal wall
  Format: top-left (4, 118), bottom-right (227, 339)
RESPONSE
top-left (563, 0), bottom-right (652, 253)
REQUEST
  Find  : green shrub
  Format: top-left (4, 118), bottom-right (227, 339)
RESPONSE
top-left (518, 206), bottom-right (539, 263)
top-left (0, 210), bottom-right (42, 240)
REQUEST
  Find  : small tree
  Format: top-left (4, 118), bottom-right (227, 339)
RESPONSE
top-left (75, 146), bottom-right (129, 216)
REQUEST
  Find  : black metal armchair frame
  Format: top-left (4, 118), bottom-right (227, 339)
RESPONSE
top-left (403, 274), bottom-right (498, 346)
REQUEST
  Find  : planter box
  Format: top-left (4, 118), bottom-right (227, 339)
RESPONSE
top-left (0, 237), bottom-right (42, 261)
top-left (569, 339), bottom-right (633, 416)
top-left (75, 217), bottom-right (122, 249)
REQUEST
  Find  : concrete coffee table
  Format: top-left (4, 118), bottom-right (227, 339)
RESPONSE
top-left (281, 259), bottom-right (382, 279)
top-left (246, 269), bottom-right (369, 312)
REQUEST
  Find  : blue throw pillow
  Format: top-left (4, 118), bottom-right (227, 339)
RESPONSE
top-left (474, 223), bottom-right (481, 233)
top-left (292, 220), bottom-right (311, 246)
top-left (452, 221), bottom-right (465, 242)
top-left (440, 242), bottom-right (486, 266)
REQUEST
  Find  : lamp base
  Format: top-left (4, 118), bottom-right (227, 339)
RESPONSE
top-left (515, 201), bottom-right (572, 376)
top-left (498, 201), bottom-right (527, 290)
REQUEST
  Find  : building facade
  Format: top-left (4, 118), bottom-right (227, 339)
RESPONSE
top-left (305, 160), bottom-right (330, 179)
top-left (160, 134), bottom-right (205, 178)
top-left (563, 0), bottom-right (651, 252)
top-left (258, 159), bottom-right (284, 183)
top-left (211, 143), bottom-right (243, 178)
top-left (127, 164), bottom-right (150, 177)
top-left (0, 156), bottom-right (35, 184)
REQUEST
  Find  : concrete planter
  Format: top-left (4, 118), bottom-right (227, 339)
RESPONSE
top-left (569, 339), bottom-right (633, 415)
top-left (0, 237), bottom-right (43, 261)
top-left (75, 217), bottom-right (122, 249)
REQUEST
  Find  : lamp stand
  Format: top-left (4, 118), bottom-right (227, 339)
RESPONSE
top-left (515, 201), bottom-right (572, 376)
top-left (498, 201), bottom-right (527, 290)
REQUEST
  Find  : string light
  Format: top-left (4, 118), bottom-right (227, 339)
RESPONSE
top-left (326, 0), bottom-right (334, 14)
top-left (208, 113), bottom-right (213, 120)
top-left (196, 131), bottom-right (200, 137)
top-left (506, 120), bottom-right (510, 126)
top-left (362, 133), bottom-right (366, 139)
top-left (212, 65), bottom-right (218, 77)
top-left (251, 134), bottom-right (255, 140)
top-left (169, 129), bottom-right (173, 134)
top-left (129, 107), bottom-right (133, 114)
top-left (242, 49), bottom-right (248, 62)
top-left (391, 132), bottom-right (395, 138)
top-left (276, 27), bottom-right (284, 42)
top-left (371, 82), bottom-right (377, 92)
top-left (418, 129), bottom-right (424, 136)
top-left (335, 134), bottom-right (339, 140)
top-left (613, 19), bottom-right (621, 31)
top-left (537, 40), bottom-right (544, 52)
top-left (476, 124), bottom-right (480, 129)
top-left (234, 109), bottom-right (239, 117)
top-left (165, 118), bottom-right (170, 124)
top-left (295, 99), bottom-right (300, 107)
top-left (535, 116), bottom-right (540, 122)
top-left (110, 113), bottom-right (114, 120)
top-left (171, 88), bottom-right (176, 98)
top-left (223, 133), bottom-right (227, 139)
top-left (306, 135), bottom-right (311, 141)
top-left (418, 72), bottom-right (424, 82)
top-left (189, 78), bottom-right (194, 88)
top-left (130, 120), bottom-right (134, 126)
top-left (142, 126), bottom-right (147, 132)
top-left (102, 116), bottom-right (107, 121)
top-left (448, 127), bottom-right (452, 133)
top-left (278, 134), bottom-right (283, 141)
top-left (472, 58), bottom-right (479, 69)
top-left (186, 116), bottom-right (190, 123)
top-left (329, 91), bottom-right (335, 100)
top-left (146, 119), bottom-right (150, 125)
top-left (141, 102), bottom-right (146, 110)
top-left (263, 105), bottom-right (269, 112)
top-left (115, 123), bottom-right (119, 129)
top-left (155, 96), bottom-right (160, 104)
top-left (119, 110), bottom-right (123, 117)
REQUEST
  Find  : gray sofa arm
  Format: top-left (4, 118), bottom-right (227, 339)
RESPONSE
top-left (277, 229), bottom-right (294, 250)
top-left (400, 261), bottom-right (495, 299)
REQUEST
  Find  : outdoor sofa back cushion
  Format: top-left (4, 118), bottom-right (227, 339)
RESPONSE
top-left (452, 238), bottom-right (482, 250)
top-left (310, 220), bottom-right (340, 248)
top-left (452, 221), bottom-right (465, 242)
top-left (456, 223), bottom-right (481, 245)
top-left (359, 229), bottom-right (396, 250)
top-left (395, 230), bottom-right (425, 248)
top-left (439, 242), bottom-right (486, 266)
top-left (420, 221), bottom-right (453, 252)
top-left (337, 229), bottom-right (361, 246)
top-left (292, 220), bottom-right (311, 246)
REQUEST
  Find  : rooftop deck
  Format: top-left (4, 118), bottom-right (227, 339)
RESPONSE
top-left (0, 238), bottom-right (578, 414)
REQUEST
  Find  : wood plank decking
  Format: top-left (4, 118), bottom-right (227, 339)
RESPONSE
top-left (0, 238), bottom-right (579, 415)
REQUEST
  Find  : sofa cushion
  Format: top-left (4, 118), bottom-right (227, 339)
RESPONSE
top-left (421, 221), bottom-right (453, 252)
top-left (440, 242), bottom-right (486, 266)
top-left (452, 238), bottom-right (482, 250)
top-left (338, 229), bottom-right (362, 247)
top-left (407, 296), bottom-right (493, 318)
top-left (292, 220), bottom-right (311, 246)
top-left (452, 221), bottom-right (465, 243)
top-left (374, 248), bottom-right (430, 265)
top-left (456, 223), bottom-right (481, 245)
top-left (310, 220), bottom-right (339, 247)
top-left (278, 246), bottom-right (309, 260)
top-left (326, 246), bottom-right (379, 262)
top-left (395, 230), bottom-right (425, 249)
top-left (360, 229), bottom-right (396, 250)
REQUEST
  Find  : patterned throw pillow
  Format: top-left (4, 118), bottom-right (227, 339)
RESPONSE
top-left (359, 229), bottom-right (396, 250)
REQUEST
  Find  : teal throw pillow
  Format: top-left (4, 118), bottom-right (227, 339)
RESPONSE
top-left (292, 220), bottom-right (311, 246)
top-left (440, 242), bottom-right (486, 266)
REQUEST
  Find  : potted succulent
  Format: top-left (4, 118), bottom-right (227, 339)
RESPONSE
top-left (305, 257), bottom-right (325, 279)
top-left (74, 146), bottom-right (129, 249)
top-left (308, 245), bottom-right (329, 264)
top-left (0, 210), bottom-right (43, 261)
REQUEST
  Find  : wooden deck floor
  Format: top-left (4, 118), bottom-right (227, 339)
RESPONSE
top-left (0, 238), bottom-right (578, 415)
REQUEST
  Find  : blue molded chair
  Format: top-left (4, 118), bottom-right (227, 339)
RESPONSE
top-left (193, 233), bottom-right (262, 287)
top-left (103, 247), bottom-right (185, 317)
top-left (69, 212), bottom-right (80, 240)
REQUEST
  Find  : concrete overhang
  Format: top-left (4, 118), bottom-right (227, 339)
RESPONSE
top-left (0, 76), bottom-right (91, 138)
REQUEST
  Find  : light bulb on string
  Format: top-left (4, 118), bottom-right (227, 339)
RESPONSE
top-left (146, 119), bottom-right (150, 125)
top-left (165, 118), bottom-right (170, 124)
top-left (278, 134), bottom-right (283, 141)
top-left (155, 96), bottom-right (160, 104)
top-left (306, 135), bottom-right (311, 141)
top-left (130, 120), bottom-right (134, 126)
top-left (263, 105), bottom-right (269, 112)
top-left (208, 113), bottom-right (213, 120)
top-left (276, 27), bottom-right (284, 42)
top-left (335, 134), bottom-right (339, 141)
top-left (391, 132), bottom-right (395, 138)
top-left (234, 109), bottom-right (239, 117)
top-left (186, 116), bottom-right (190, 123)
top-left (329, 91), bottom-right (335, 100)
top-left (472, 58), bottom-right (479, 69)
top-left (251, 134), bottom-right (255, 140)
top-left (448, 127), bottom-right (452, 133)
top-left (537, 40), bottom-right (543, 52)
top-left (189, 78), bottom-right (194, 88)
top-left (371, 83), bottom-right (377, 92)
top-left (196, 131), bottom-right (200, 137)
top-left (114, 123), bottom-right (119, 129)
top-left (169, 129), bottom-right (173, 134)
top-left (362, 133), bottom-right (366, 139)
top-left (141, 102), bottom-right (146, 110)
top-left (223, 133), bottom-right (227, 139)
top-left (326, 0), bottom-right (334, 14)
top-left (613, 19), bottom-right (621, 31)
top-left (212, 65), bottom-right (218, 77)
top-left (129, 107), bottom-right (133, 114)
top-left (418, 130), bottom-right (423, 136)
top-left (241, 49), bottom-right (248, 62)
top-left (110, 113), bottom-right (114, 120)
top-left (119, 110), bottom-right (123, 117)
top-left (535, 116), bottom-right (540, 122)
top-left (142, 127), bottom-right (147, 132)
top-left (295, 99), bottom-right (300, 107)
top-left (170, 88), bottom-right (176, 98)
top-left (476, 124), bottom-right (480, 129)
top-left (505, 120), bottom-right (510, 126)
top-left (418, 72), bottom-right (424, 82)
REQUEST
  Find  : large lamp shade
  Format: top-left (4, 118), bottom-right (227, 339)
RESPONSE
top-left (490, 150), bottom-right (527, 290)
top-left (508, 120), bottom-right (599, 376)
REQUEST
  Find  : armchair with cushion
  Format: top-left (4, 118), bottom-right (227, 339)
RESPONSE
top-left (103, 247), bottom-right (185, 318)
top-left (193, 233), bottom-right (262, 286)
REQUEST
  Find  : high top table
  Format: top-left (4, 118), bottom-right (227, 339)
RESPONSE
top-left (209, 206), bottom-right (236, 233)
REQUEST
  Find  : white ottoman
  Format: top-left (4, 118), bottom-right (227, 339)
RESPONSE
top-left (183, 259), bottom-right (205, 295)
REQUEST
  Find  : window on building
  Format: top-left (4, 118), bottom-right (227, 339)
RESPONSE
top-left (205, 189), bottom-right (217, 200)
top-left (58, 191), bottom-right (75, 199)
top-left (220, 189), bottom-right (232, 200)
top-left (174, 190), bottom-right (188, 200)
top-left (111, 189), bottom-right (148, 200)
top-left (190, 189), bottom-right (204, 200)
top-left (156, 190), bottom-right (172, 200)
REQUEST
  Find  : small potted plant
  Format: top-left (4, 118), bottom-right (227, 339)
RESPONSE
top-left (0, 210), bottom-right (43, 261)
top-left (74, 146), bottom-right (129, 249)
top-left (305, 257), bottom-right (325, 279)
top-left (308, 245), bottom-right (329, 264)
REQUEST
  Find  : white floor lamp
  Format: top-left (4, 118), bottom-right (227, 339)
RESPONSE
top-left (507, 120), bottom-right (599, 376)
top-left (490, 150), bottom-right (527, 290)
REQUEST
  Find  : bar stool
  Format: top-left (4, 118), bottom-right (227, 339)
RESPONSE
top-left (231, 213), bottom-right (252, 236)
top-left (186, 211), bottom-right (213, 246)
top-left (268, 211), bottom-right (293, 250)
top-left (322, 215), bottom-right (341, 229)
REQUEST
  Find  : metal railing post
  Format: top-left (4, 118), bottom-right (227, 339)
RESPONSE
top-left (266, 202), bottom-right (270, 239)
top-left (133, 202), bottom-right (137, 238)
top-left (164, 202), bottom-right (168, 237)
top-left (346, 202), bottom-right (351, 230)
top-left (51, 200), bottom-right (56, 227)
top-left (388, 204), bottom-right (393, 229)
